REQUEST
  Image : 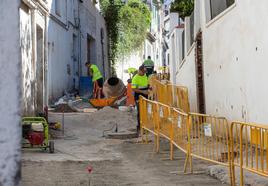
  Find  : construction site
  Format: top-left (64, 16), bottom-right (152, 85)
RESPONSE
top-left (2, 0), bottom-right (268, 186)
top-left (20, 75), bottom-right (268, 186)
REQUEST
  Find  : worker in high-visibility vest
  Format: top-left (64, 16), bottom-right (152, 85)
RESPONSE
top-left (85, 62), bottom-right (103, 98)
top-left (143, 56), bottom-right (154, 77)
top-left (131, 65), bottom-right (149, 132)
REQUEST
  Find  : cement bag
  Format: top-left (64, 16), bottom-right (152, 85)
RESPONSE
top-left (103, 77), bottom-right (126, 98)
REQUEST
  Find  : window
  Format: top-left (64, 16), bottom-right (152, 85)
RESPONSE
top-left (55, 0), bottom-right (61, 16)
top-left (210, 0), bottom-right (235, 20)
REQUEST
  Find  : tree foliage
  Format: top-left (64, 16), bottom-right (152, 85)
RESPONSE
top-left (170, 0), bottom-right (194, 19)
top-left (100, 0), bottom-right (151, 74)
top-left (118, 0), bottom-right (151, 56)
top-left (100, 0), bottom-right (122, 75)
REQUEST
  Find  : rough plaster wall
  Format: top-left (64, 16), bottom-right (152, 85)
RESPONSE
top-left (80, 0), bottom-right (96, 77)
top-left (20, 7), bottom-right (35, 116)
top-left (176, 48), bottom-right (198, 112)
top-left (0, 0), bottom-right (21, 185)
top-left (47, 0), bottom-right (78, 102)
top-left (80, 0), bottom-right (108, 78)
top-left (47, 20), bottom-right (75, 102)
top-left (202, 0), bottom-right (268, 123)
top-left (47, 0), bottom-right (108, 101)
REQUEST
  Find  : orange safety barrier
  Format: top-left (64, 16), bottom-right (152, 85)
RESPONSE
top-left (230, 121), bottom-right (268, 185)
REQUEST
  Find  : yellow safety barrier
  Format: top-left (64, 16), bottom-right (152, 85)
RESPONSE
top-left (139, 97), bottom-right (189, 161)
top-left (173, 86), bottom-right (190, 113)
top-left (230, 121), bottom-right (268, 185)
top-left (139, 93), bottom-right (268, 185)
top-left (170, 108), bottom-right (189, 161)
top-left (187, 113), bottom-right (233, 182)
top-left (139, 97), bottom-right (233, 179)
top-left (158, 103), bottom-right (172, 141)
top-left (139, 97), bottom-right (158, 135)
top-left (148, 78), bottom-right (190, 113)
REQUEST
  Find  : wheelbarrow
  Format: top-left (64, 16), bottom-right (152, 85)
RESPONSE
top-left (89, 97), bottom-right (117, 108)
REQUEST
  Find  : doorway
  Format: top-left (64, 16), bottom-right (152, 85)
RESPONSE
top-left (87, 34), bottom-right (96, 75)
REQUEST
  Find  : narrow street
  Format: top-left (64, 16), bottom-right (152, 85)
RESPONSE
top-left (3, 0), bottom-right (268, 185)
top-left (22, 109), bottom-right (224, 186)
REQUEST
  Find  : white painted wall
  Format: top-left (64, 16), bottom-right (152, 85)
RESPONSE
top-left (47, 0), bottom-right (78, 103)
top-left (201, 0), bottom-right (268, 123)
top-left (169, 13), bottom-right (179, 33)
top-left (47, 0), bottom-right (108, 103)
top-left (176, 0), bottom-right (268, 123)
top-left (0, 0), bottom-right (21, 185)
top-left (115, 51), bottom-right (144, 84)
top-left (169, 29), bottom-right (181, 84)
top-left (20, 5), bottom-right (35, 115)
top-left (79, 0), bottom-right (108, 78)
top-left (176, 46), bottom-right (197, 112)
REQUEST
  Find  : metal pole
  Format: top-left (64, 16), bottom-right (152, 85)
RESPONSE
top-left (62, 111), bottom-right (65, 136)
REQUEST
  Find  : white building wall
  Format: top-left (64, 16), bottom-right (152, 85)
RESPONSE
top-left (169, 13), bottom-right (179, 33)
top-left (176, 0), bottom-right (268, 123)
top-left (201, 0), bottom-right (268, 123)
top-left (20, 5), bottom-right (35, 115)
top-left (175, 13), bottom-right (198, 112)
top-left (0, 0), bottom-right (21, 185)
top-left (19, 0), bottom-right (49, 114)
top-left (47, 0), bottom-right (108, 103)
top-left (169, 28), bottom-right (184, 83)
top-left (176, 47), bottom-right (197, 112)
top-left (79, 0), bottom-right (108, 78)
top-left (115, 51), bottom-right (144, 84)
top-left (47, 0), bottom-right (77, 103)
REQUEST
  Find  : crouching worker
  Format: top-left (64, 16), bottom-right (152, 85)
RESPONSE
top-left (131, 65), bottom-right (149, 132)
top-left (85, 62), bottom-right (104, 98)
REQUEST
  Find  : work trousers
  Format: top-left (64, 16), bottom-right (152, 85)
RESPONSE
top-left (135, 94), bottom-right (148, 132)
top-left (136, 100), bottom-right (140, 131)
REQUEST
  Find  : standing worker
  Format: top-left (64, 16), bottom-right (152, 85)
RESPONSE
top-left (143, 56), bottom-right (154, 77)
top-left (85, 62), bottom-right (103, 98)
top-left (131, 65), bottom-right (149, 132)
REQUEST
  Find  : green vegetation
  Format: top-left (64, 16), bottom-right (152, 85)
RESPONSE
top-left (170, 0), bottom-right (194, 20)
top-left (100, 0), bottom-right (151, 74)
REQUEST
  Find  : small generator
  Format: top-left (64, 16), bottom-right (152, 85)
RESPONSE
top-left (22, 117), bottom-right (54, 153)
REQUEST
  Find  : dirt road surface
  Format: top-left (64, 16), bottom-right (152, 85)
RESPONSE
top-left (22, 108), bottom-right (225, 186)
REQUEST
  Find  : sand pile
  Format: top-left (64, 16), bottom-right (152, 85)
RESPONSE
top-left (87, 106), bottom-right (137, 132)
